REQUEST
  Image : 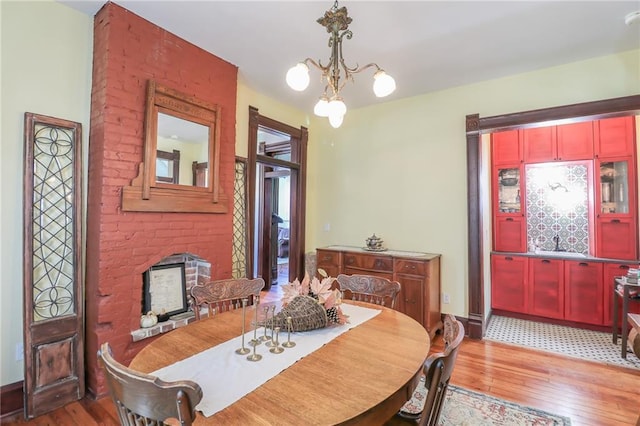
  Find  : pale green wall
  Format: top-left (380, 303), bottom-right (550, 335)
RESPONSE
top-left (1, 0), bottom-right (93, 385)
top-left (307, 49), bottom-right (640, 319)
top-left (2, 0), bottom-right (639, 389)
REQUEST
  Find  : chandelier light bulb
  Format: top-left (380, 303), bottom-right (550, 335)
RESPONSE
top-left (328, 113), bottom-right (344, 128)
top-left (328, 97), bottom-right (347, 117)
top-left (373, 71), bottom-right (396, 97)
top-left (286, 63), bottom-right (310, 91)
top-left (314, 96), bottom-right (330, 117)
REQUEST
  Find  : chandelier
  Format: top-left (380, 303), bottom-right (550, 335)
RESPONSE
top-left (285, 1), bottom-right (396, 128)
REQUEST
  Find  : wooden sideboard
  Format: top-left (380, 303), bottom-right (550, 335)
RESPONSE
top-left (316, 246), bottom-right (442, 338)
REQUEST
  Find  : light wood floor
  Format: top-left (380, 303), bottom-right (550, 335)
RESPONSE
top-left (4, 291), bottom-right (639, 425)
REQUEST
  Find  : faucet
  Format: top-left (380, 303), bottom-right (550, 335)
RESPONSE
top-left (553, 235), bottom-right (563, 252)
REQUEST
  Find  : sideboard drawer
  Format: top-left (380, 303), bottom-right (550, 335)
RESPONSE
top-left (344, 254), bottom-right (393, 272)
top-left (317, 250), bottom-right (340, 266)
top-left (394, 259), bottom-right (427, 277)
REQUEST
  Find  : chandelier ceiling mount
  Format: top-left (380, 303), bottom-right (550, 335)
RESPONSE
top-left (286, 1), bottom-right (396, 128)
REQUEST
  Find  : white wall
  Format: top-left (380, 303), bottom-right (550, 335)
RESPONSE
top-left (307, 49), bottom-right (640, 319)
top-left (1, 0), bottom-right (93, 386)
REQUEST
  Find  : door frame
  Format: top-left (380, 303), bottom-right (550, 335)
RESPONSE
top-left (465, 95), bottom-right (640, 339)
top-left (247, 106), bottom-right (308, 284)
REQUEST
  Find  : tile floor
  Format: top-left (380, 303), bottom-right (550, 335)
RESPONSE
top-left (485, 315), bottom-right (640, 370)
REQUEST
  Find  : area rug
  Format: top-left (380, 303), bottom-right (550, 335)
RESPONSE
top-left (400, 382), bottom-right (571, 425)
top-left (485, 315), bottom-right (640, 370)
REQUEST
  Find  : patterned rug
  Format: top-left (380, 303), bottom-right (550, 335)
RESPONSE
top-left (401, 382), bottom-right (571, 425)
top-left (485, 315), bottom-right (640, 370)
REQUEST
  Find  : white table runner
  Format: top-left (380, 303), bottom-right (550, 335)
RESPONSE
top-left (151, 303), bottom-right (381, 417)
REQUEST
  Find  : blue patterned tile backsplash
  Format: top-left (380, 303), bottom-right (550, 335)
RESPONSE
top-left (525, 162), bottom-right (591, 254)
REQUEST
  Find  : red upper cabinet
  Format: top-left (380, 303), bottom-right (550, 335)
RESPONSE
top-left (595, 116), bottom-right (636, 157)
top-left (524, 123), bottom-right (595, 163)
top-left (523, 126), bottom-right (556, 163)
top-left (492, 130), bottom-right (522, 165)
top-left (556, 121), bottom-right (594, 160)
top-left (595, 156), bottom-right (637, 260)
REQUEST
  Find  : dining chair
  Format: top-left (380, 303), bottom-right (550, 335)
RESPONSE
top-left (190, 277), bottom-right (265, 320)
top-left (97, 342), bottom-right (203, 426)
top-left (386, 314), bottom-right (465, 426)
top-left (336, 274), bottom-right (401, 309)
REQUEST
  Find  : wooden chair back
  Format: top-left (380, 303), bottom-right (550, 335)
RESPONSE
top-left (336, 274), bottom-right (401, 309)
top-left (190, 277), bottom-right (265, 320)
top-left (387, 314), bottom-right (464, 426)
top-left (97, 342), bottom-right (203, 426)
top-left (417, 314), bottom-right (464, 426)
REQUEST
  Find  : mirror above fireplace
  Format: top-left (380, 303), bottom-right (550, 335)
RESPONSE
top-left (122, 80), bottom-right (227, 213)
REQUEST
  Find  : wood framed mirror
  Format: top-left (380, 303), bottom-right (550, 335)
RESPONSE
top-left (122, 81), bottom-right (227, 213)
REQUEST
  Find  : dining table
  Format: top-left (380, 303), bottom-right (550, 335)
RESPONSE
top-left (129, 300), bottom-right (430, 425)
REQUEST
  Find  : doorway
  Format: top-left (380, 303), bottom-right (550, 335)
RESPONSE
top-left (247, 107), bottom-right (308, 294)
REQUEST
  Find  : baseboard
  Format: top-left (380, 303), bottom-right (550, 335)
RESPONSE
top-left (0, 381), bottom-right (23, 420)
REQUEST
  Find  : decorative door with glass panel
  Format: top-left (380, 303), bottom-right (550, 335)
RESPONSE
top-left (23, 113), bottom-right (84, 418)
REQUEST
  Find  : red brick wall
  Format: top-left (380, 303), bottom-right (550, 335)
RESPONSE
top-left (86, 3), bottom-right (237, 397)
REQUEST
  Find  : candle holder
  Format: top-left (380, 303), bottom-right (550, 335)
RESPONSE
top-left (266, 305), bottom-right (277, 347)
top-left (249, 294), bottom-right (261, 347)
top-left (247, 338), bottom-right (262, 362)
top-left (235, 298), bottom-right (250, 355)
top-left (282, 316), bottom-right (296, 348)
top-left (269, 327), bottom-right (284, 354)
top-left (259, 305), bottom-right (271, 342)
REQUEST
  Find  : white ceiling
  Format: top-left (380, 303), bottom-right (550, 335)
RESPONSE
top-left (60, 1), bottom-right (640, 113)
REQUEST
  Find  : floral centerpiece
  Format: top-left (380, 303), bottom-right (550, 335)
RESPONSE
top-left (269, 269), bottom-right (349, 332)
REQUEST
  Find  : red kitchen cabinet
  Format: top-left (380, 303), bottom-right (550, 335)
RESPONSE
top-left (556, 121), bottom-right (594, 160)
top-left (491, 255), bottom-right (528, 313)
top-left (524, 123), bottom-right (594, 163)
top-left (523, 126), bottom-right (556, 163)
top-left (492, 130), bottom-right (522, 165)
top-left (494, 216), bottom-right (526, 252)
top-left (595, 156), bottom-right (637, 260)
top-left (528, 258), bottom-right (564, 319)
top-left (564, 261), bottom-right (603, 325)
top-left (493, 164), bottom-right (525, 253)
top-left (595, 116), bottom-right (636, 157)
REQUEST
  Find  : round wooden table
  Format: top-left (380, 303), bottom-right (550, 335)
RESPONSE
top-left (130, 302), bottom-right (429, 425)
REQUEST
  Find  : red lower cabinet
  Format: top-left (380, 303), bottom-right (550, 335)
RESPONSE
top-left (564, 261), bottom-right (603, 325)
top-left (528, 258), bottom-right (564, 319)
top-left (491, 255), bottom-right (527, 313)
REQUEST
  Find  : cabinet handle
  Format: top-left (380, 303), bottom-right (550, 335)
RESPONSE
top-left (322, 256), bottom-right (331, 261)
top-left (347, 258), bottom-right (354, 264)
top-left (611, 219), bottom-right (621, 223)
top-left (505, 257), bottom-right (513, 261)
top-left (579, 262), bottom-right (589, 267)
top-left (620, 265), bottom-right (630, 270)
top-left (506, 218), bottom-right (514, 222)
top-left (542, 259), bottom-right (551, 264)
top-left (404, 264), bottom-right (416, 271)
top-left (374, 260), bottom-right (385, 269)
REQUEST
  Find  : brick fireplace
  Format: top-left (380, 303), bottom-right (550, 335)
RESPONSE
top-left (85, 3), bottom-right (238, 397)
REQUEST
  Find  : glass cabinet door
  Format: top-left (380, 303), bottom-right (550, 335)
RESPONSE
top-left (497, 167), bottom-right (521, 213)
top-left (599, 159), bottom-right (629, 214)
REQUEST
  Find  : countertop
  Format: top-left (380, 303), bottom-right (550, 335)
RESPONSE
top-left (319, 245), bottom-right (441, 260)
